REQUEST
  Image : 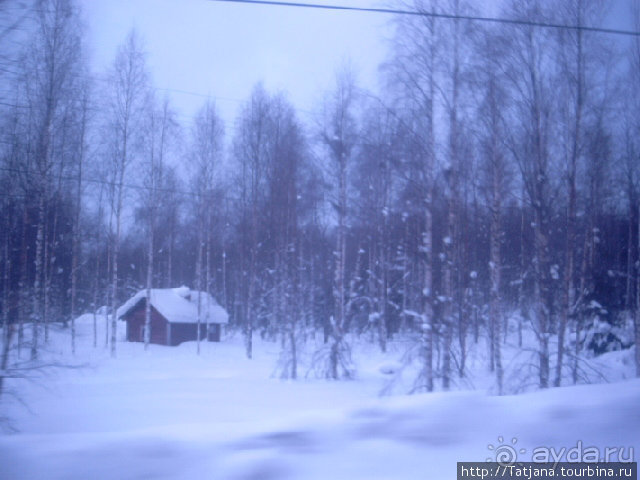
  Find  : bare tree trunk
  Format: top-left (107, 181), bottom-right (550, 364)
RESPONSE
top-left (0, 323), bottom-right (14, 397)
top-left (221, 248), bottom-right (227, 309)
top-left (378, 170), bottom-right (389, 353)
top-left (422, 200), bottom-right (434, 391)
top-left (166, 222), bottom-right (174, 288)
top-left (31, 194), bottom-right (45, 361)
top-left (556, 4), bottom-right (583, 388)
top-left (289, 325), bottom-right (297, 378)
top-left (144, 223), bottom-right (153, 350)
top-left (331, 150), bottom-right (347, 379)
top-left (110, 144), bottom-right (128, 357)
top-left (534, 208), bottom-right (550, 389)
top-left (196, 214), bottom-right (203, 355)
top-left (70, 94), bottom-right (87, 355)
top-left (441, 0), bottom-right (461, 391)
top-left (44, 156), bottom-right (65, 345)
top-left (107, 29), bottom-right (151, 357)
top-left (43, 208), bottom-right (51, 344)
top-left (245, 281), bottom-right (254, 359)
top-left (245, 203), bottom-right (257, 359)
top-left (1, 213), bottom-right (12, 394)
top-left (71, 180), bottom-right (81, 354)
top-left (105, 200), bottom-right (113, 348)
top-left (531, 34), bottom-right (551, 390)
top-left (110, 183), bottom-right (122, 358)
top-left (518, 193), bottom-right (525, 348)
top-left (400, 222), bottom-right (409, 334)
top-left (636, 203), bottom-right (640, 377)
top-left (421, 146), bottom-right (434, 390)
top-left (18, 205), bottom-right (28, 358)
top-left (442, 197), bottom-right (454, 391)
top-left (144, 111), bottom-right (157, 351)
top-left (205, 206), bottom-right (211, 342)
top-left (91, 183), bottom-right (105, 349)
top-left (289, 243), bottom-right (302, 380)
top-left (574, 206), bottom-right (592, 384)
top-left (421, 8), bottom-right (437, 393)
top-left (92, 253), bottom-right (100, 349)
top-left (488, 77), bottom-right (504, 393)
top-left (626, 205), bottom-right (635, 310)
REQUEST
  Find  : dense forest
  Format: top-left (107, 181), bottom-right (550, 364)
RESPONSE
top-left (1, 0), bottom-right (640, 394)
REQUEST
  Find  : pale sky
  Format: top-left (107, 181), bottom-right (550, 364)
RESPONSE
top-left (79, 0), bottom-right (635, 132)
top-left (80, 0), bottom-right (390, 130)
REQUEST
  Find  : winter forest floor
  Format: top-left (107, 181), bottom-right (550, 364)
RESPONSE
top-left (0, 315), bottom-right (638, 480)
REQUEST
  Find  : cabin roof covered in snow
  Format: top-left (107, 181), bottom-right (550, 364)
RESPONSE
top-left (116, 287), bottom-right (229, 324)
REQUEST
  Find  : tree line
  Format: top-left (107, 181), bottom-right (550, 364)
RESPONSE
top-left (1, 0), bottom-right (639, 394)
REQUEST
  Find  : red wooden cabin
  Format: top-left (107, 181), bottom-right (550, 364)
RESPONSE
top-left (117, 287), bottom-right (229, 346)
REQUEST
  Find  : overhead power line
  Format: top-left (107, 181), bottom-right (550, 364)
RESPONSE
top-left (208, 0), bottom-right (640, 37)
top-left (0, 165), bottom-right (202, 199)
top-left (0, 2), bottom-right (36, 43)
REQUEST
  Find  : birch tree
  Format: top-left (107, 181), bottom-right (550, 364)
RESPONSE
top-left (20, 0), bottom-right (84, 359)
top-left (319, 67), bottom-right (358, 379)
top-left (554, 0), bottom-right (589, 387)
top-left (385, 0), bottom-right (440, 392)
top-left (105, 29), bottom-right (149, 357)
top-left (502, 0), bottom-right (558, 389)
top-left (190, 100), bottom-right (224, 354)
top-left (233, 84), bottom-right (270, 359)
top-left (439, 0), bottom-right (467, 390)
top-left (266, 94), bottom-right (306, 379)
top-left (70, 83), bottom-right (91, 354)
top-left (353, 103), bottom-right (400, 353)
top-left (475, 25), bottom-right (510, 394)
top-left (142, 96), bottom-right (177, 350)
top-left (631, 3), bottom-right (640, 378)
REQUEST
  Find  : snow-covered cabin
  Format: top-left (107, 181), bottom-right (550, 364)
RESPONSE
top-left (117, 287), bottom-right (229, 346)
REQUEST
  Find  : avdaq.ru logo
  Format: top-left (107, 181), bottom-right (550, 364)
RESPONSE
top-left (486, 437), bottom-right (527, 465)
top-left (486, 437), bottom-right (635, 466)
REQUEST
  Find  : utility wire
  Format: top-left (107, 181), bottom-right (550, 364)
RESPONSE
top-left (0, 166), bottom-right (203, 199)
top-left (0, 1), bottom-right (36, 43)
top-left (0, 76), bottom-right (318, 121)
top-left (208, 0), bottom-right (640, 37)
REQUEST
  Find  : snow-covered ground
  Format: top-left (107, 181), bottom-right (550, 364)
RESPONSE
top-left (0, 315), bottom-right (638, 480)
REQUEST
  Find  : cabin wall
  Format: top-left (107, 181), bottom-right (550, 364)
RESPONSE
top-left (169, 323), bottom-right (207, 346)
top-left (124, 303), bottom-right (168, 345)
top-left (123, 298), bottom-right (224, 346)
top-left (208, 324), bottom-right (221, 342)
